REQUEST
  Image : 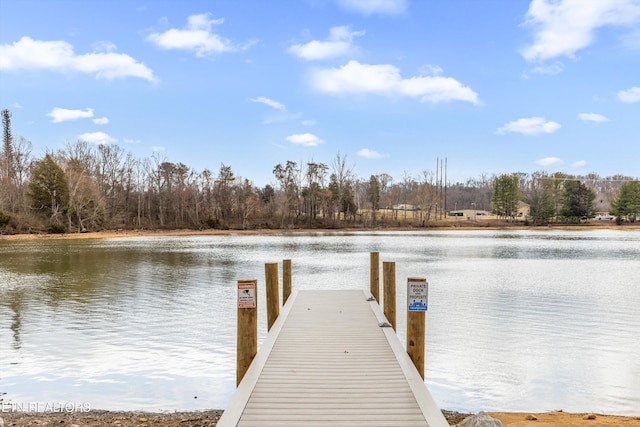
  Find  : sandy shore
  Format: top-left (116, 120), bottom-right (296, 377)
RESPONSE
top-left (490, 411), bottom-right (640, 426)
top-left (0, 228), bottom-right (281, 240)
top-left (1, 222), bottom-right (638, 241)
top-left (2, 410), bottom-right (639, 426)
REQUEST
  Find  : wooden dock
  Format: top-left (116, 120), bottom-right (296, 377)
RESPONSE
top-left (218, 289), bottom-right (449, 427)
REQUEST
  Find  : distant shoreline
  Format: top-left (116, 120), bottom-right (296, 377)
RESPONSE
top-left (1, 221), bottom-right (638, 241)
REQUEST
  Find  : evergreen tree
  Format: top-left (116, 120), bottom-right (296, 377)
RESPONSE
top-left (0, 209), bottom-right (11, 229)
top-left (560, 180), bottom-right (596, 222)
top-left (341, 182), bottom-right (357, 221)
top-left (610, 181), bottom-right (640, 222)
top-left (328, 173), bottom-right (340, 221)
top-left (491, 174), bottom-right (520, 219)
top-left (527, 174), bottom-right (556, 225)
top-left (28, 154), bottom-right (69, 222)
top-left (366, 175), bottom-right (380, 223)
top-left (528, 189), bottom-right (555, 225)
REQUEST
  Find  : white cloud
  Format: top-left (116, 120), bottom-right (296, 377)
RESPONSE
top-left (93, 117), bottom-right (109, 125)
top-left (357, 148), bottom-right (383, 159)
top-left (301, 119), bottom-right (317, 126)
top-left (523, 62), bottom-right (565, 78)
top-left (312, 60), bottom-right (479, 104)
top-left (419, 64), bottom-right (444, 76)
top-left (93, 40), bottom-right (117, 52)
top-left (536, 157), bottom-right (564, 166)
top-left (286, 133), bottom-right (324, 147)
top-left (578, 113), bottom-right (609, 122)
top-left (289, 26), bottom-right (365, 60)
top-left (0, 36), bottom-right (156, 82)
top-left (521, 0), bottom-right (640, 62)
top-left (618, 86), bottom-right (640, 103)
top-left (572, 160), bottom-right (587, 167)
top-left (336, 0), bottom-right (407, 15)
top-left (48, 107), bottom-right (94, 123)
top-left (152, 146), bottom-right (165, 152)
top-left (147, 13), bottom-right (251, 57)
top-left (251, 96), bottom-right (287, 111)
top-left (12, 103), bottom-right (23, 109)
top-left (496, 117), bottom-right (561, 135)
top-left (123, 138), bottom-right (141, 144)
top-left (78, 131), bottom-right (116, 145)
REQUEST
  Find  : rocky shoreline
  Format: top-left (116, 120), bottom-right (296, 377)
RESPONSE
top-left (2, 409), bottom-right (640, 427)
top-left (0, 409), bottom-right (224, 427)
top-left (1, 409), bottom-right (467, 426)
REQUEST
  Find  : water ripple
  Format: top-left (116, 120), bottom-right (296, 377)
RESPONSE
top-left (1, 229), bottom-right (639, 414)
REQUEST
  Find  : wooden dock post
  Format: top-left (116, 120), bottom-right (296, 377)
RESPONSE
top-left (236, 279), bottom-right (257, 386)
top-left (370, 252), bottom-right (380, 301)
top-left (383, 261), bottom-right (396, 331)
top-left (407, 277), bottom-right (427, 379)
top-left (265, 262), bottom-right (280, 331)
top-left (282, 259), bottom-right (292, 305)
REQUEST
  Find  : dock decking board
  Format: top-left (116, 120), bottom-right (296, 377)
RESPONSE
top-left (218, 289), bottom-right (449, 427)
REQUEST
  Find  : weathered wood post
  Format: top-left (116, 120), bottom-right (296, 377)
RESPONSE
top-left (265, 262), bottom-right (280, 331)
top-left (282, 259), bottom-right (292, 305)
top-left (370, 252), bottom-right (380, 301)
top-left (406, 277), bottom-right (428, 379)
top-left (383, 261), bottom-right (396, 331)
top-left (236, 279), bottom-right (257, 386)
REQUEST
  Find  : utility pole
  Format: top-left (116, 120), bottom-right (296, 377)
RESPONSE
top-left (444, 157), bottom-right (447, 219)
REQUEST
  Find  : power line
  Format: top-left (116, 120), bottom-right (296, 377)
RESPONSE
top-left (537, 177), bottom-right (638, 182)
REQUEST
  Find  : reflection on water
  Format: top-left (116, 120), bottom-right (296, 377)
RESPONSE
top-left (1, 230), bottom-right (639, 415)
top-left (9, 298), bottom-right (21, 351)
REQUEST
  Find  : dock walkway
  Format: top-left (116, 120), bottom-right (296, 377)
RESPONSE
top-left (218, 289), bottom-right (449, 427)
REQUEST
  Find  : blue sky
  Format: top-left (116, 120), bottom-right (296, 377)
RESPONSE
top-left (1, 0), bottom-right (639, 186)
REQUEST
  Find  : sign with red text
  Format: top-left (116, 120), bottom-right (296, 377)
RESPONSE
top-left (238, 282), bottom-right (256, 308)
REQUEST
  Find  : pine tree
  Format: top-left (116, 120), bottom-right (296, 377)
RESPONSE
top-left (491, 174), bottom-right (520, 220)
top-left (610, 181), bottom-right (640, 222)
top-left (561, 180), bottom-right (596, 222)
top-left (28, 154), bottom-right (69, 222)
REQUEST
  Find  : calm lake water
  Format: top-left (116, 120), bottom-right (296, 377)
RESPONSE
top-left (1, 230), bottom-right (639, 415)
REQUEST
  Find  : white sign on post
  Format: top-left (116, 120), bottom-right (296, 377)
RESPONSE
top-left (407, 279), bottom-right (428, 311)
top-left (238, 282), bottom-right (256, 309)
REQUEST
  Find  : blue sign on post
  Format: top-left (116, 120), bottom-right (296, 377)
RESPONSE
top-left (407, 279), bottom-right (428, 311)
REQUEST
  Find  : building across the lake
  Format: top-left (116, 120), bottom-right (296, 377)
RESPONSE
top-left (447, 209), bottom-right (492, 219)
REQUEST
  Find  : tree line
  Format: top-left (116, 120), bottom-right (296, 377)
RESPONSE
top-left (1, 108), bottom-right (639, 234)
top-left (491, 172), bottom-right (640, 224)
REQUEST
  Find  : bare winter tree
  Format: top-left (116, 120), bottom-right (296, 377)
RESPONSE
top-left (415, 170), bottom-right (438, 224)
top-left (273, 160), bottom-right (300, 228)
top-left (303, 161), bottom-right (328, 226)
top-left (330, 153), bottom-right (354, 221)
